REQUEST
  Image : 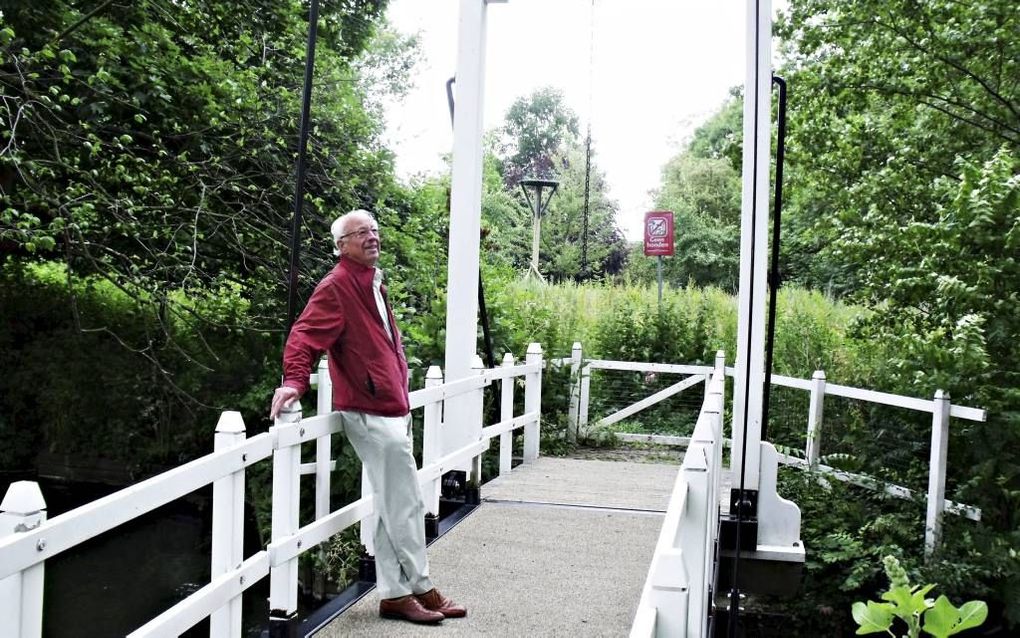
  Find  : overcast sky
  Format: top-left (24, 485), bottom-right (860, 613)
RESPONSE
top-left (382, 1), bottom-right (784, 239)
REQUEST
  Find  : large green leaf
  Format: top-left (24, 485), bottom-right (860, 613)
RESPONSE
top-left (852, 600), bottom-right (894, 634)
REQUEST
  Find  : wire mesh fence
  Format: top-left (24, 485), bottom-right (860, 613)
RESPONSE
top-left (767, 384), bottom-right (970, 506)
top-left (580, 367), bottom-right (707, 441)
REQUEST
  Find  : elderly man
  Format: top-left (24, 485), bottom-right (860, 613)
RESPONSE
top-left (270, 209), bottom-right (466, 625)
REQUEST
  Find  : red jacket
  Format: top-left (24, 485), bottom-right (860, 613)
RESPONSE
top-left (282, 259), bottom-right (410, 416)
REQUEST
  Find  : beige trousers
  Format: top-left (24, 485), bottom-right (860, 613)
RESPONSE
top-left (340, 410), bottom-right (433, 599)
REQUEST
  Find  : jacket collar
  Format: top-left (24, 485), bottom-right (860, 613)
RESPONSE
top-left (337, 257), bottom-right (380, 287)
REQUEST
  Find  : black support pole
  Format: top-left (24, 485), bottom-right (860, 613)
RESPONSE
top-left (285, 0), bottom-right (321, 335)
top-left (761, 74), bottom-right (787, 442)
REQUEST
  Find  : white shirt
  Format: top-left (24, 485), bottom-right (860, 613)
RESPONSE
top-left (372, 268), bottom-right (394, 342)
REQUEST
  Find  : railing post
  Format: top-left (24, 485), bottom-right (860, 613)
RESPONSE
top-left (211, 412), bottom-right (246, 638)
top-left (806, 370), bottom-right (826, 469)
top-left (568, 342), bottom-right (582, 443)
top-left (423, 365), bottom-right (444, 516)
top-left (315, 357), bottom-right (332, 522)
top-left (707, 350), bottom-right (726, 403)
top-left (469, 355), bottom-right (485, 494)
top-left (313, 357), bottom-right (332, 600)
top-left (499, 353), bottom-right (515, 476)
top-left (0, 481), bottom-right (46, 638)
top-left (524, 342), bottom-right (543, 463)
top-left (925, 390), bottom-right (951, 560)
top-left (680, 453), bottom-right (711, 638)
top-left (579, 358), bottom-right (591, 435)
top-left (269, 401), bottom-right (302, 633)
top-left (649, 550), bottom-right (690, 637)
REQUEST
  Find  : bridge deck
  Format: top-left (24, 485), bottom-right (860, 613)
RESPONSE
top-left (318, 455), bottom-right (701, 637)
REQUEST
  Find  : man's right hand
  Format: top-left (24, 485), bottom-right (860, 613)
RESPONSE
top-left (270, 386), bottom-right (301, 420)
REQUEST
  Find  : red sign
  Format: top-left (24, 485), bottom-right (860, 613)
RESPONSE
top-left (643, 211), bottom-right (674, 256)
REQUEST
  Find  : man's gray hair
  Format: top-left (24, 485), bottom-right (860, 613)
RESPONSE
top-left (330, 209), bottom-right (374, 256)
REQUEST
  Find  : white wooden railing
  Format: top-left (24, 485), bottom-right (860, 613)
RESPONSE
top-left (563, 342), bottom-right (987, 565)
top-left (0, 343), bottom-right (544, 638)
top-left (631, 359), bottom-right (727, 638)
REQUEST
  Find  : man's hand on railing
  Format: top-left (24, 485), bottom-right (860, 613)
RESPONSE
top-left (270, 386), bottom-right (301, 420)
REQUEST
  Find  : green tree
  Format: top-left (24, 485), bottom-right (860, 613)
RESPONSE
top-left (775, 0), bottom-right (1019, 292)
top-left (0, 1), bottom-right (454, 465)
top-left (495, 86), bottom-right (580, 187)
top-left (624, 100), bottom-right (743, 291)
top-left (487, 88), bottom-right (626, 280)
top-left (774, 0), bottom-right (1020, 626)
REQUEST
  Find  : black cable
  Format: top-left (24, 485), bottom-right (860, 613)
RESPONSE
top-left (285, 0), bottom-right (320, 335)
top-left (761, 75), bottom-right (787, 442)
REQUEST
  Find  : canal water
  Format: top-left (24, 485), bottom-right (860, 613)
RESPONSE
top-left (4, 478), bottom-right (269, 637)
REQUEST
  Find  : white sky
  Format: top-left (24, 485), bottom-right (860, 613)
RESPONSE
top-left (382, 1), bottom-right (784, 239)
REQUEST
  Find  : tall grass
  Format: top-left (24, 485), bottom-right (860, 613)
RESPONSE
top-left (490, 278), bottom-right (864, 377)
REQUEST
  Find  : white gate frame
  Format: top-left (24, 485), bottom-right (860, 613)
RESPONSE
top-left (565, 343), bottom-right (722, 442)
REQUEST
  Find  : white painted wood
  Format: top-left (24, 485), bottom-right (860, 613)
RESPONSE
top-left (678, 445), bottom-right (710, 638)
top-left (926, 390), bottom-right (951, 559)
top-left (481, 361), bottom-right (540, 382)
top-left (596, 374), bottom-right (704, 430)
top-left (568, 342), bottom-right (582, 443)
top-left (579, 360), bottom-right (591, 431)
top-left (732, 0), bottom-right (774, 496)
top-left (269, 497), bottom-right (374, 567)
top-left (268, 402), bottom-right (301, 617)
top-left (272, 412), bottom-right (343, 448)
top-left (470, 355), bottom-right (486, 483)
top-left (633, 368), bottom-right (728, 638)
top-left (129, 552), bottom-right (270, 638)
top-left (480, 411), bottom-right (539, 440)
top-left (417, 439), bottom-right (491, 484)
top-left (299, 461), bottom-right (336, 475)
top-left (770, 374), bottom-right (813, 391)
top-left (757, 442), bottom-right (804, 553)
top-left (643, 466), bottom-right (691, 637)
top-left (315, 357), bottom-right (332, 529)
top-left (210, 412), bottom-right (246, 638)
top-left (408, 374), bottom-right (489, 410)
top-left (649, 548), bottom-right (690, 638)
top-left (523, 343), bottom-right (543, 463)
top-left (499, 353), bottom-right (515, 476)
top-left (824, 383), bottom-right (984, 421)
top-left (585, 359), bottom-right (711, 376)
top-left (806, 370), bottom-right (826, 469)
top-left (0, 434), bottom-right (272, 580)
top-left (423, 365), bottom-right (444, 516)
top-left (0, 481), bottom-right (46, 638)
top-left (774, 454), bottom-right (981, 521)
top-left (629, 604), bottom-right (657, 638)
top-left (443, 0), bottom-right (494, 457)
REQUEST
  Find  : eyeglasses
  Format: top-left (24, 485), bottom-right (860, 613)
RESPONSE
top-left (339, 227), bottom-right (379, 241)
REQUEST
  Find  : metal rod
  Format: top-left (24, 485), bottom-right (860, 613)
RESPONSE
top-left (657, 255), bottom-right (663, 308)
top-left (761, 75), bottom-right (787, 442)
top-left (285, 0), bottom-right (321, 334)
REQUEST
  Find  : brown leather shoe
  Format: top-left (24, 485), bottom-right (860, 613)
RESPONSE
top-left (416, 588), bottom-right (467, 618)
top-left (379, 594), bottom-right (444, 624)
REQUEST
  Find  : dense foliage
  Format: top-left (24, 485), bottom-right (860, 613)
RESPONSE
top-left (0, 1), bottom-right (454, 471)
top-left (1, 0), bottom-right (1018, 634)
top-left (485, 88), bottom-right (628, 280)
